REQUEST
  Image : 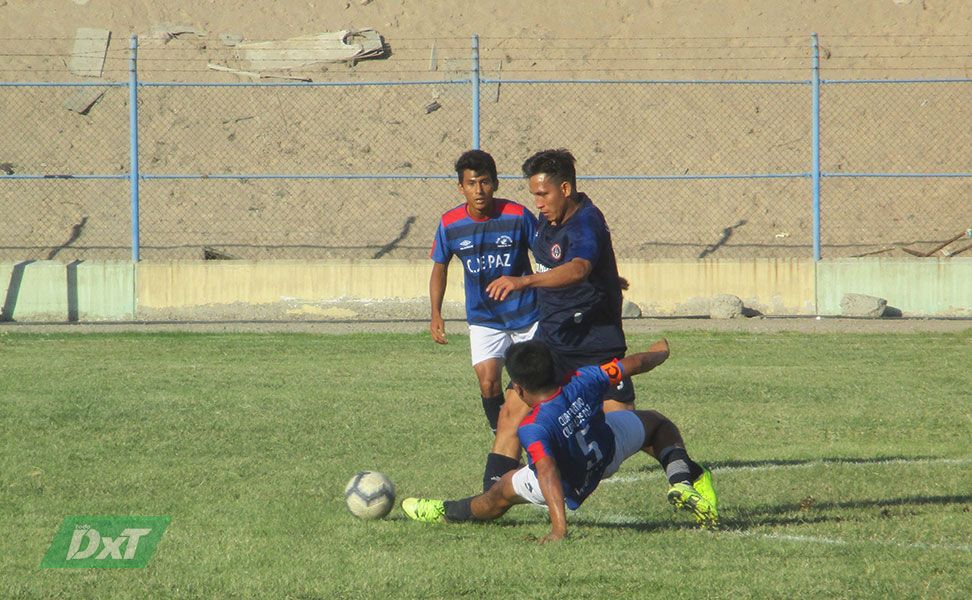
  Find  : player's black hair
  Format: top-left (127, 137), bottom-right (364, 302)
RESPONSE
top-left (521, 148), bottom-right (577, 190)
top-left (455, 149), bottom-right (499, 188)
top-left (504, 340), bottom-right (557, 392)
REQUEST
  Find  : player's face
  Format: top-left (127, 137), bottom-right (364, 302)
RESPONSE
top-left (528, 173), bottom-right (573, 225)
top-left (458, 170), bottom-right (496, 218)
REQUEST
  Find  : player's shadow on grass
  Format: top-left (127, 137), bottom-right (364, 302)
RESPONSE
top-left (622, 454), bottom-right (954, 481)
top-left (704, 455), bottom-right (946, 470)
top-left (739, 493), bottom-right (972, 519)
top-left (564, 493), bottom-right (972, 535)
top-left (488, 517), bottom-right (705, 534)
top-left (727, 493), bottom-right (972, 531)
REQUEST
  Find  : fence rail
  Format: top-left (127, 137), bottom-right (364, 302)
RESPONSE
top-left (1, 34), bottom-right (970, 262)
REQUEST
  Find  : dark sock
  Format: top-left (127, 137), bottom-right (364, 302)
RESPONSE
top-left (482, 452), bottom-right (520, 493)
top-left (481, 394), bottom-right (504, 433)
top-left (444, 496), bottom-right (476, 522)
top-left (658, 446), bottom-right (704, 486)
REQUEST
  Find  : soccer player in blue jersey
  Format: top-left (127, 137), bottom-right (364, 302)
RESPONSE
top-left (485, 149), bottom-right (635, 479)
top-left (402, 339), bottom-right (719, 542)
top-left (430, 150), bottom-right (541, 490)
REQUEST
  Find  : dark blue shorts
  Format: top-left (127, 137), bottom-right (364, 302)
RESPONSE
top-left (539, 322), bottom-right (635, 404)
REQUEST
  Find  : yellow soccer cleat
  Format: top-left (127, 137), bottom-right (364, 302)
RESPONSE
top-left (691, 467), bottom-right (719, 526)
top-left (401, 497), bottom-right (446, 524)
top-left (667, 482), bottom-right (719, 529)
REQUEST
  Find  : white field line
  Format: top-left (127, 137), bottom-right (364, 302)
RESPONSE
top-left (589, 455), bottom-right (972, 553)
top-left (579, 515), bottom-right (972, 553)
top-left (603, 456), bottom-right (972, 484)
top-left (727, 530), bottom-right (972, 553)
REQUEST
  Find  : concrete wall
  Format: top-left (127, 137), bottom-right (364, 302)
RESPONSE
top-left (817, 258), bottom-right (972, 317)
top-left (135, 260), bottom-right (466, 308)
top-left (0, 261), bottom-right (134, 321)
top-left (618, 259), bottom-right (815, 316)
top-left (1, 258), bottom-right (970, 321)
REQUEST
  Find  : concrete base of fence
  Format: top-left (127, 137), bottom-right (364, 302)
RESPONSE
top-left (0, 260), bottom-right (134, 322)
top-left (0, 258), bottom-right (970, 322)
top-left (817, 258), bottom-right (972, 317)
top-left (136, 259), bottom-right (465, 307)
top-left (618, 259), bottom-right (815, 316)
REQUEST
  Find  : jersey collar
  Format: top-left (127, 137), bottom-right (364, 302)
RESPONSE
top-left (465, 198), bottom-right (503, 222)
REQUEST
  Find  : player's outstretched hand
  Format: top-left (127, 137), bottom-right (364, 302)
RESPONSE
top-left (485, 275), bottom-right (524, 301)
top-left (619, 338), bottom-right (671, 378)
top-left (537, 531), bottom-right (567, 545)
top-left (645, 338), bottom-right (670, 370)
top-left (430, 315), bottom-right (448, 344)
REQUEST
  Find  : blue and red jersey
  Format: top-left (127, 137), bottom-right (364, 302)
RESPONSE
top-left (516, 360), bottom-right (625, 509)
top-left (430, 199), bottom-right (539, 330)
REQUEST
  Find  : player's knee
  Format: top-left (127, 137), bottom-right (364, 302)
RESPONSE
top-left (490, 397), bottom-right (526, 456)
top-left (636, 409), bottom-right (682, 451)
top-left (478, 378), bottom-right (502, 398)
top-left (473, 475), bottom-right (517, 519)
top-left (603, 399), bottom-right (634, 413)
top-left (473, 359), bottom-right (504, 397)
top-left (495, 410), bottom-right (519, 438)
top-left (492, 472), bottom-right (520, 505)
top-left (635, 409), bottom-right (671, 435)
top-left (635, 408), bottom-right (668, 419)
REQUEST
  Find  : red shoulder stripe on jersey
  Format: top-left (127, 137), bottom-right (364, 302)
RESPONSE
top-left (527, 441), bottom-right (547, 464)
top-left (519, 387), bottom-right (561, 427)
top-left (520, 404), bottom-right (541, 427)
top-left (497, 199), bottom-right (525, 217)
top-left (600, 359), bottom-right (624, 386)
top-left (441, 205), bottom-right (469, 227)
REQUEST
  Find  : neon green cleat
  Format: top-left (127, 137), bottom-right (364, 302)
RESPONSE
top-left (691, 467), bottom-right (719, 525)
top-left (402, 498), bottom-right (446, 524)
top-left (668, 482), bottom-right (719, 529)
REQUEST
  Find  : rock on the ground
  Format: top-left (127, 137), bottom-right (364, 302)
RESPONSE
top-left (840, 293), bottom-right (887, 318)
top-left (622, 300), bottom-right (642, 318)
top-left (710, 294), bottom-right (744, 319)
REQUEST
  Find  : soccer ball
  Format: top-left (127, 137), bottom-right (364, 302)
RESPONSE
top-left (344, 471), bottom-right (396, 520)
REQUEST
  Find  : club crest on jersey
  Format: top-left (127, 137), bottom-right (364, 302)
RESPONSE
top-left (496, 235), bottom-right (513, 248)
top-left (550, 243), bottom-right (562, 260)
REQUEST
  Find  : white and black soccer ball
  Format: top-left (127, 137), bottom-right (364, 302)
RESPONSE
top-left (344, 471), bottom-right (395, 520)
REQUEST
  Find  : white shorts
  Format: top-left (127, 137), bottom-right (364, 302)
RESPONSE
top-left (511, 410), bottom-right (646, 507)
top-left (468, 321), bottom-right (538, 366)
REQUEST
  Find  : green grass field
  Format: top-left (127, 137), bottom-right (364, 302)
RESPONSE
top-left (1, 330), bottom-right (970, 599)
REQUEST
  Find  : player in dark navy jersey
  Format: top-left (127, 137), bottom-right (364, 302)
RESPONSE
top-left (402, 339), bottom-right (719, 542)
top-left (430, 150), bottom-right (541, 491)
top-left (485, 149), bottom-right (634, 482)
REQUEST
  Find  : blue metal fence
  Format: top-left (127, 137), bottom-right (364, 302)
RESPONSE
top-left (1, 33), bottom-right (970, 261)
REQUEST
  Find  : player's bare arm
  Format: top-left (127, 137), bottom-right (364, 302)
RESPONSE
top-left (618, 338), bottom-right (671, 378)
top-left (429, 261), bottom-right (449, 344)
top-left (534, 455), bottom-right (569, 543)
top-left (485, 257), bottom-right (592, 301)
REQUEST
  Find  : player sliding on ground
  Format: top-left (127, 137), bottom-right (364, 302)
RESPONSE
top-left (403, 339), bottom-right (719, 541)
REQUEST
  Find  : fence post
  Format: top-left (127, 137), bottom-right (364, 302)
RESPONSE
top-left (471, 34), bottom-right (481, 150)
top-left (129, 34), bottom-right (140, 262)
top-left (811, 33), bottom-right (821, 262)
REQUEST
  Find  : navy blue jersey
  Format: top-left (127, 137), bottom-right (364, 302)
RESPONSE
top-left (532, 193), bottom-right (626, 357)
top-left (430, 199), bottom-right (540, 330)
top-left (517, 360), bottom-right (625, 509)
